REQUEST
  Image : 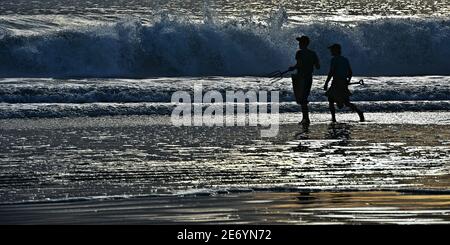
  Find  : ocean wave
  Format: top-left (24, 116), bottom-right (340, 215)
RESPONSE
top-left (0, 15), bottom-right (449, 77)
top-left (1, 76), bottom-right (449, 104)
top-left (0, 101), bottom-right (449, 119)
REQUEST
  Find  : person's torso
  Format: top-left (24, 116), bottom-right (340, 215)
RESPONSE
top-left (295, 49), bottom-right (317, 76)
top-left (331, 56), bottom-right (350, 81)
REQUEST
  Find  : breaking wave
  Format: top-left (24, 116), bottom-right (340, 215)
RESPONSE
top-left (1, 76), bottom-right (449, 104)
top-left (0, 14), bottom-right (449, 77)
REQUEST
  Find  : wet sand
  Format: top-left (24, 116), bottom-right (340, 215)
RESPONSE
top-left (1, 191), bottom-right (450, 224)
top-left (0, 112), bottom-right (449, 224)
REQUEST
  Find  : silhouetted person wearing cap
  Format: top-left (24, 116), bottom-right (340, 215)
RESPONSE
top-left (324, 44), bottom-right (364, 123)
top-left (288, 36), bottom-right (320, 126)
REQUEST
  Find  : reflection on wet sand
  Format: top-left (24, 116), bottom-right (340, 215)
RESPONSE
top-left (1, 114), bottom-right (449, 203)
top-left (0, 113), bottom-right (449, 224)
top-left (1, 191), bottom-right (449, 224)
top-left (326, 123), bottom-right (352, 142)
top-left (287, 191), bottom-right (450, 224)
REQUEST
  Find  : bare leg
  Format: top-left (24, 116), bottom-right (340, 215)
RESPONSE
top-left (344, 101), bottom-right (365, 122)
top-left (300, 104), bottom-right (310, 125)
top-left (328, 101), bottom-right (337, 122)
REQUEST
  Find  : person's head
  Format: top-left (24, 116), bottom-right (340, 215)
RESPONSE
top-left (328, 43), bottom-right (341, 56)
top-left (296, 36), bottom-right (310, 49)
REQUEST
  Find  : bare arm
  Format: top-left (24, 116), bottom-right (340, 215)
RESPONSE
top-left (289, 60), bottom-right (300, 71)
top-left (315, 53), bottom-right (320, 70)
top-left (289, 52), bottom-right (301, 71)
top-left (315, 62), bottom-right (320, 70)
top-left (347, 65), bottom-right (353, 84)
top-left (324, 66), bottom-right (333, 91)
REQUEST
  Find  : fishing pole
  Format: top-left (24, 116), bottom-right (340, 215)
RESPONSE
top-left (267, 69), bottom-right (291, 84)
top-left (349, 79), bottom-right (364, 85)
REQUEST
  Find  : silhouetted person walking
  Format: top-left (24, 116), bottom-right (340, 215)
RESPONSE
top-left (289, 36), bottom-right (320, 126)
top-left (324, 44), bottom-right (364, 123)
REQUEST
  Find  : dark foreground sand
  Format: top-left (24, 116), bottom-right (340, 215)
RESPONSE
top-left (1, 190), bottom-right (450, 225)
top-left (0, 112), bottom-right (449, 224)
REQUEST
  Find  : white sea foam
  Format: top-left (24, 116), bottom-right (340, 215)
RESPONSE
top-left (0, 76), bottom-right (448, 118)
top-left (0, 14), bottom-right (449, 77)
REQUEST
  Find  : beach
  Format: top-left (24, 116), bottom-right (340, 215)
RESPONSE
top-left (2, 191), bottom-right (450, 225)
top-left (1, 112), bottom-right (449, 224)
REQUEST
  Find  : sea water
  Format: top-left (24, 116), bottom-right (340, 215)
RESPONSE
top-left (0, 0), bottom-right (449, 204)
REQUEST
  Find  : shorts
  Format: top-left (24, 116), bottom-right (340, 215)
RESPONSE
top-left (325, 79), bottom-right (352, 108)
top-left (292, 73), bottom-right (313, 105)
